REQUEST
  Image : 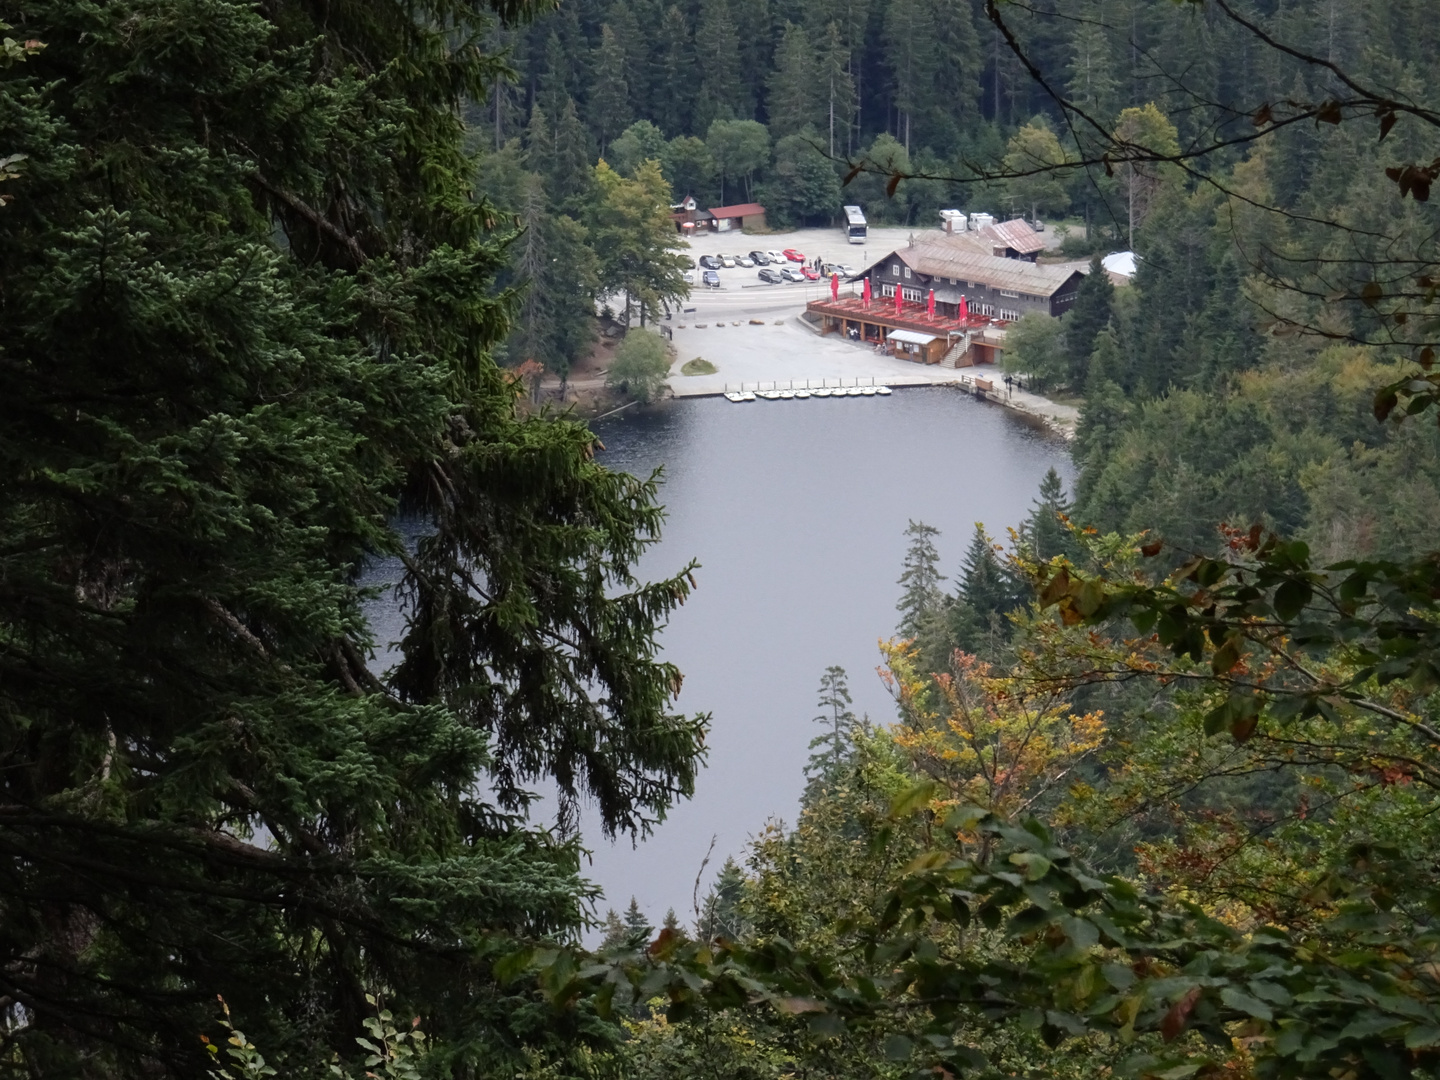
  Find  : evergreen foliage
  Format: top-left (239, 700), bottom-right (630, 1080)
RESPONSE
top-left (587, 25), bottom-right (631, 154)
top-left (0, 0), bottom-right (705, 1071)
top-left (767, 22), bottom-right (821, 139)
top-left (1020, 468), bottom-right (1075, 563)
top-left (895, 520), bottom-right (945, 640)
top-left (1064, 255), bottom-right (1114, 387)
top-left (697, 858), bottom-right (749, 944)
top-left (807, 665), bottom-right (859, 786)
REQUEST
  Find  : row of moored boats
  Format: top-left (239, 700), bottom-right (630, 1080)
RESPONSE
top-left (724, 385), bottom-right (893, 402)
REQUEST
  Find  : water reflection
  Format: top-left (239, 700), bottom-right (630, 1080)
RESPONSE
top-left (583, 388), bottom-right (1072, 926)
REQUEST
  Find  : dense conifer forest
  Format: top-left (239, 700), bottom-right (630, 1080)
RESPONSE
top-left (7, 0), bottom-right (1440, 1077)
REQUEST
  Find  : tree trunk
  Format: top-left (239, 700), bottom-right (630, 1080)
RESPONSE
top-left (1127, 163), bottom-right (1135, 247)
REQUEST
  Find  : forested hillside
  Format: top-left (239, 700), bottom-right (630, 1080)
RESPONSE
top-left (528, 4), bottom-right (1440, 1079)
top-left (9, 0), bottom-right (1440, 1077)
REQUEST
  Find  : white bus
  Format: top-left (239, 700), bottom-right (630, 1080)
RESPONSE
top-left (843, 205), bottom-right (867, 244)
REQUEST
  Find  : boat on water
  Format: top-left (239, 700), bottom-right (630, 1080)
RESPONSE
top-left (846, 387), bottom-right (862, 396)
top-left (813, 387), bottom-right (832, 397)
top-left (758, 390), bottom-right (780, 400)
top-left (740, 391), bottom-right (756, 401)
top-left (795, 389), bottom-right (812, 399)
top-left (779, 389), bottom-right (795, 399)
top-left (875, 385), bottom-right (893, 396)
top-left (724, 391), bottom-right (744, 403)
top-left (861, 386), bottom-right (877, 396)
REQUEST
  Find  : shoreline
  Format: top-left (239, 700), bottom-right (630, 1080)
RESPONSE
top-left (666, 368), bottom-right (1077, 442)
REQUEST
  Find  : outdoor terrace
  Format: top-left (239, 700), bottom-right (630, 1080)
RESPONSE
top-left (804, 292), bottom-right (1007, 337)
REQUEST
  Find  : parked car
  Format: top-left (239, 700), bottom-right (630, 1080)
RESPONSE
top-left (734, 254), bottom-right (755, 268)
top-left (702, 269), bottom-right (721, 287)
top-left (698, 255), bottom-right (722, 269)
top-left (683, 269), bottom-right (696, 285)
top-left (749, 250), bottom-right (772, 264)
top-left (780, 267), bottom-right (805, 283)
top-left (821, 262), bottom-right (842, 276)
top-left (800, 265), bottom-right (820, 281)
top-left (719, 254), bottom-right (736, 268)
top-left (836, 264), bottom-right (858, 277)
top-left (783, 248), bottom-right (805, 262)
top-left (1032, 219), bottom-right (1046, 232)
top-left (766, 249), bottom-right (787, 264)
top-left (758, 267), bottom-right (783, 284)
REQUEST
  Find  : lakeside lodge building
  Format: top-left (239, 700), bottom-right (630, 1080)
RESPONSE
top-left (805, 232), bottom-right (1085, 366)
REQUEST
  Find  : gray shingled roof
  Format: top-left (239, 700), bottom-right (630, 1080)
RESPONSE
top-left (865, 235), bottom-right (1080, 297)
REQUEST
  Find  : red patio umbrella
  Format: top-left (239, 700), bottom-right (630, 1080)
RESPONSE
top-left (894, 286), bottom-right (903, 315)
top-left (959, 294), bottom-right (969, 322)
top-left (927, 288), bottom-right (935, 317)
top-left (862, 277), bottom-right (871, 306)
top-left (831, 273), bottom-right (839, 301)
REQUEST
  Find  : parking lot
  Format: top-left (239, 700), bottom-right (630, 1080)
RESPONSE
top-left (662, 226), bottom-right (973, 397)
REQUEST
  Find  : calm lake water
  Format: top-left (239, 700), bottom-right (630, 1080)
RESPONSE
top-left (580, 387), bottom-right (1073, 927)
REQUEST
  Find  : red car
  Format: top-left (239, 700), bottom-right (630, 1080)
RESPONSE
top-left (783, 248), bottom-right (805, 262)
top-left (800, 265), bottom-right (820, 280)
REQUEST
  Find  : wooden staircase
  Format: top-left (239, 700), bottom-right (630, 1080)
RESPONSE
top-left (939, 335), bottom-right (970, 368)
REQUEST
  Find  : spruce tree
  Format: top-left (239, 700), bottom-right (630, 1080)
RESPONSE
top-left (1066, 255), bottom-right (1115, 388)
top-left (512, 175), bottom-right (600, 379)
top-left (698, 858), bottom-right (750, 943)
top-left (816, 22), bottom-right (857, 158)
top-left (607, 0), bottom-right (652, 119)
top-left (588, 25), bottom-right (632, 155)
top-left (653, 6), bottom-right (697, 137)
top-left (896, 520), bottom-right (946, 639)
top-left (525, 101), bottom-right (554, 177)
top-left (538, 31), bottom-right (573, 123)
top-left (695, 0), bottom-right (749, 132)
top-left (1066, 11), bottom-right (1119, 128)
top-left (0, 0), bottom-right (704, 1072)
top-left (958, 524), bottom-right (1018, 629)
top-left (881, 0), bottom-right (937, 153)
top-left (1022, 468), bottom-right (1075, 563)
top-left (807, 665), bottom-right (858, 784)
top-left (623, 896), bottom-right (654, 942)
top-left (927, 0), bottom-right (982, 150)
top-left (599, 908), bottom-right (629, 950)
top-left (551, 96), bottom-right (598, 208)
top-left (767, 22), bottom-right (821, 139)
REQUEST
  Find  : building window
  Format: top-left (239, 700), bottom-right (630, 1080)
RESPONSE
top-left (903, 267), bottom-right (912, 279)
top-left (902, 287), bottom-right (922, 302)
top-left (891, 263), bottom-right (900, 276)
top-left (998, 308), bottom-right (1021, 321)
top-left (979, 303), bottom-right (994, 317)
top-left (999, 289), bottom-right (1019, 298)
top-left (881, 284), bottom-right (896, 298)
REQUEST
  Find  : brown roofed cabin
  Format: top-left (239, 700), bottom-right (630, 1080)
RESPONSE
top-left (866, 235), bottom-right (1083, 321)
top-left (707, 202), bottom-right (766, 232)
top-left (976, 218), bottom-right (1046, 261)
